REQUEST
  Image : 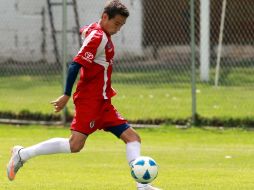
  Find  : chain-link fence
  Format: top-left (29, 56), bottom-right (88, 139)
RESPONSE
top-left (196, 0), bottom-right (254, 123)
top-left (0, 0), bottom-right (253, 125)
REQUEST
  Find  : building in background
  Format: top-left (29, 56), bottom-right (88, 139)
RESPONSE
top-left (0, 0), bottom-right (142, 63)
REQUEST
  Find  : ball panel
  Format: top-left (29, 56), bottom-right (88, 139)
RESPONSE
top-left (143, 169), bottom-right (151, 180)
top-left (131, 170), bottom-right (139, 179)
top-left (135, 160), bottom-right (145, 166)
top-left (149, 159), bottom-right (156, 166)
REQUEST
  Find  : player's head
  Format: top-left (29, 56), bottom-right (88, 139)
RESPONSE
top-left (100, 0), bottom-right (129, 35)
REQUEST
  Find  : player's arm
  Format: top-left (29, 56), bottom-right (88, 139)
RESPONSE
top-left (51, 30), bottom-right (102, 112)
top-left (51, 62), bottom-right (81, 112)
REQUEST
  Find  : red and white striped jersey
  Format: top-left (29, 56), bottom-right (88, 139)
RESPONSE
top-left (73, 22), bottom-right (117, 100)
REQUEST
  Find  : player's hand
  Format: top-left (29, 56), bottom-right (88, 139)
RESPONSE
top-left (50, 95), bottom-right (70, 113)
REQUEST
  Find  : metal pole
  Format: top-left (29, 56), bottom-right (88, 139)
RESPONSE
top-left (215, 0), bottom-right (227, 87)
top-left (200, 0), bottom-right (210, 82)
top-left (190, 0), bottom-right (196, 125)
top-left (62, 0), bottom-right (67, 125)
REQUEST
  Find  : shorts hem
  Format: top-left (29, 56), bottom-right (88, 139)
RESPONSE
top-left (70, 129), bottom-right (89, 136)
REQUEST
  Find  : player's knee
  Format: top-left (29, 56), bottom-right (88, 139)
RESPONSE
top-left (129, 130), bottom-right (141, 143)
top-left (120, 127), bottom-right (142, 143)
top-left (134, 133), bottom-right (141, 143)
top-left (69, 139), bottom-right (85, 153)
top-left (70, 142), bottom-right (84, 153)
top-left (125, 132), bottom-right (141, 143)
top-left (69, 131), bottom-right (87, 153)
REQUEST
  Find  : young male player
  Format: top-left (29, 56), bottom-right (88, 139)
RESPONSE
top-left (7, 1), bottom-right (161, 189)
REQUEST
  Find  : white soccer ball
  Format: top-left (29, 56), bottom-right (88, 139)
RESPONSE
top-left (130, 156), bottom-right (158, 184)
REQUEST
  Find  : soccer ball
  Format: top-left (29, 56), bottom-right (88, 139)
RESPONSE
top-left (130, 156), bottom-right (158, 184)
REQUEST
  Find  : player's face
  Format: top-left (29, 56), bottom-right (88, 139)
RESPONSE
top-left (101, 13), bottom-right (127, 35)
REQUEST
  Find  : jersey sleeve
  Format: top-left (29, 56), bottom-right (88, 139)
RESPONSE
top-left (73, 30), bottom-right (103, 67)
top-left (64, 61), bottom-right (81, 96)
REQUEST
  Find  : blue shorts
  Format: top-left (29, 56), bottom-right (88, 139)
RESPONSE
top-left (104, 123), bottom-right (130, 138)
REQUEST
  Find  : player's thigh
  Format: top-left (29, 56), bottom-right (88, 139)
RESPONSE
top-left (120, 127), bottom-right (141, 143)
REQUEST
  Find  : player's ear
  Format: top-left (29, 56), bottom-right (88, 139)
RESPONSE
top-left (102, 13), bottom-right (109, 21)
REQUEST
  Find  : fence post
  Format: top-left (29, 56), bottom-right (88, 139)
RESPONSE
top-left (62, 0), bottom-right (67, 125)
top-left (200, 0), bottom-right (210, 82)
top-left (190, 0), bottom-right (197, 125)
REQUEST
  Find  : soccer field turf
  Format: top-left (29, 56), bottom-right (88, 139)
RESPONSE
top-left (1, 125), bottom-right (254, 190)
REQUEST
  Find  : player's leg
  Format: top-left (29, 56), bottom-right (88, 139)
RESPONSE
top-left (18, 130), bottom-right (87, 160)
top-left (7, 98), bottom-right (99, 181)
top-left (120, 128), bottom-right (162, 190)
top-left (69, 130), bottom-right (88, 152)
top-left (16, 99), bottom-right (98, 161)
top-left (7, 130), bottom-right (87, 181)
top-left (106, 126), bottom-right (161, 190)
top-left (100, 101), bottom-right (141, 165)
top-left (102, 101), bottom-right (162, 189)
top-left (119, 127), bottom-right (141, 164)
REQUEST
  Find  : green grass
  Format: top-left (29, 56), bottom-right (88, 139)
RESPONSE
top-left (195, 85), bottom-right (254, 118)
top-left (0, 75), bottom-right (62, 114)
top-left (0, 67), bottom-right (253, 121)
top-left (1, 125), bottom-right (254, 189)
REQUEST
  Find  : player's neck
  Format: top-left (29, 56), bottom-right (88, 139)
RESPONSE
top-left (98, 20), bottom-right (111, 36)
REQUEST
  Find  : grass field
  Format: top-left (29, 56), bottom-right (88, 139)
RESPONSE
top-left (0, 68), bottom-right (254, 121)
top-left (1, 125), bottom-right (254, 190)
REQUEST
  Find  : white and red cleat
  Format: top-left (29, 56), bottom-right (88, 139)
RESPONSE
top-left (7, 145), bottom-right (24, 181)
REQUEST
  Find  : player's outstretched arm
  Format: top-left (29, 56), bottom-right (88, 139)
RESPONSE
top-left (51, 61), bottom-right (81, 112)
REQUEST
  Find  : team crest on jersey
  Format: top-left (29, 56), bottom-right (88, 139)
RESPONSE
top-left (85, 52), bottom-right (94, 60)
top-left (89, 120), bottom-right (95, 128)
top-left (81, 52), bottom-right (94, 63)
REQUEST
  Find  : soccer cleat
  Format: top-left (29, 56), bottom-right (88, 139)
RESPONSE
top-left (7, 145), bottom-right (25, 181)
top-left (137, 184), bottom-right (162, 190)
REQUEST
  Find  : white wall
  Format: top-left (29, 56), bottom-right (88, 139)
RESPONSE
top-left (0, 0), bottom-right (142, 63)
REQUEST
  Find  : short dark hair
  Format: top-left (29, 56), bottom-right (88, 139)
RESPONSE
top-left (103, 0), bottom-right (129, 19)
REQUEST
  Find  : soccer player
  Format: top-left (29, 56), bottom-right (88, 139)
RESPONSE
top-left (7, 1), bottom-right (161, 189)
